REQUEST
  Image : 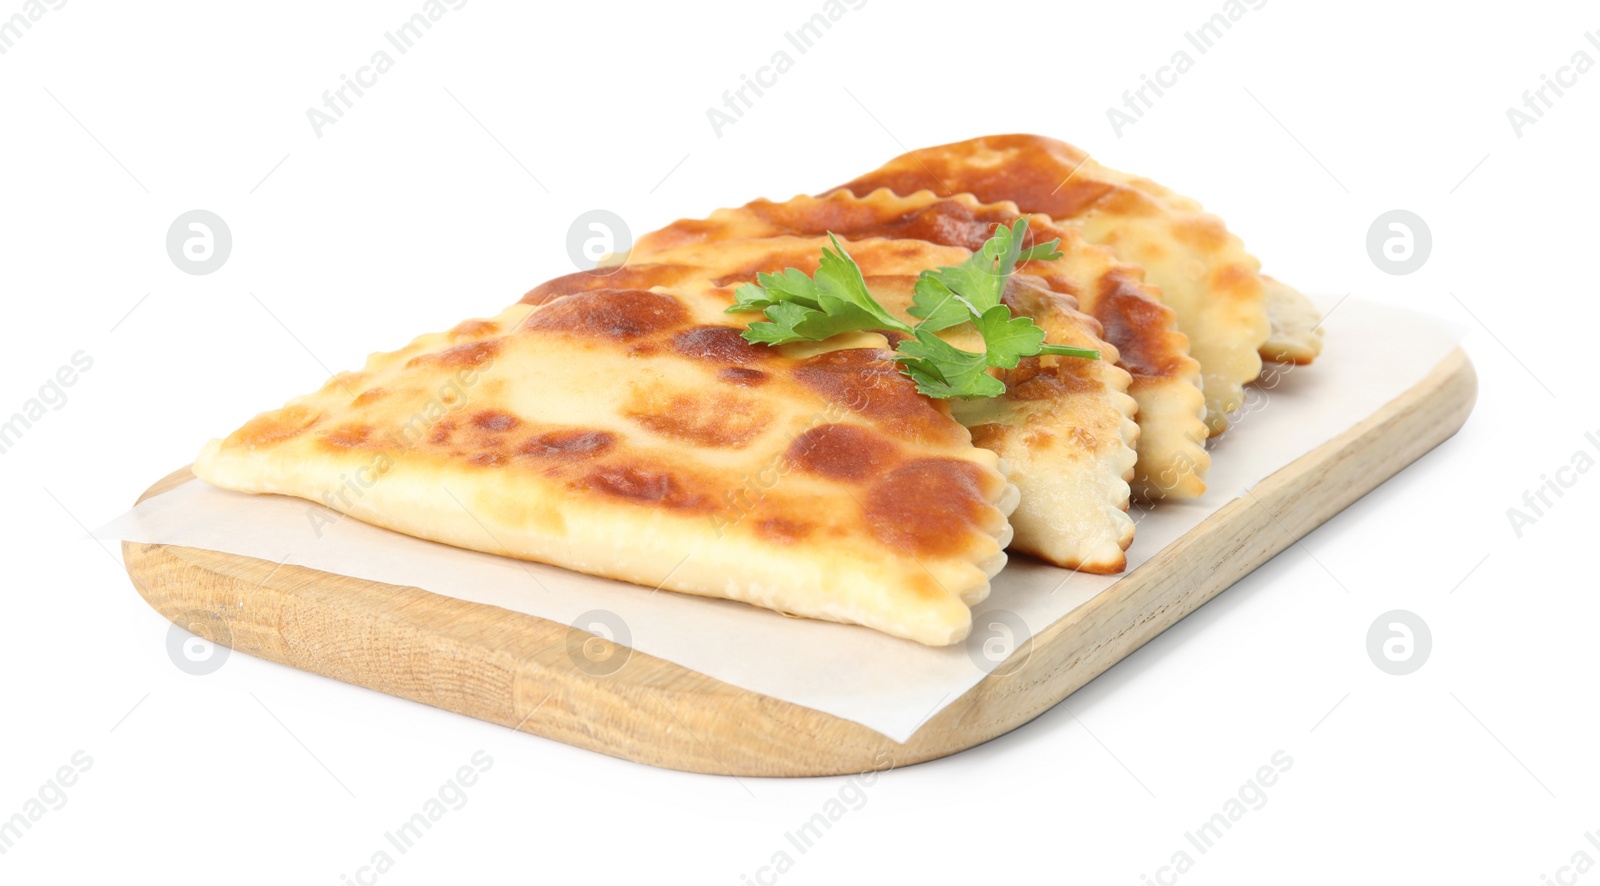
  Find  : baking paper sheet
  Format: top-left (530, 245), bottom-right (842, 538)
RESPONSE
top-left (97, 298), bottom-right (1463, 742)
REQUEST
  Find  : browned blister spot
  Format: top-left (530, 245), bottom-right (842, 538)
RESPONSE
top-left (631, 219), bottom-right (720, 255)
top-left (428, 419), bottom-right (456, 446)
top-left (786, 423), bottom-right (898, 481)
top-left (791, 349), bottom-right (964, 446)
top-left (323, 424), bottom-right (371, 448)
top-left (1095, 185), bottom-right (1161, 219)
top-left (755, 516), bottom-right (813, 544)
top-left (521, 264), bottom-right (699, 305)
top-left (1066, 426), bottom-right (1099, 450)
top-left (671, 326), bottom-right (771, 365)
top-left (409, 340), bottom-right (499, 370)
top-left (718, 367), bottom-right (768, 386)
top-left (583, 464), bottom-right (712, 511)
top-left (627, 391), bottom-right (770, 449)
top-left (1172, 213), bottom-right (1229, 251)
top-left (524, 289), bottom-right (688, 341)
top-left (517, 428), bottom-right (617, 461)
top-left (450, 319), bottom-right (499, 340)
top-left (234, 404), bottom-right (322, 447)
top-left (991, 171), bottom-right (1105, 219)
top-left (1210, 260), bottom-right (1258, 296)
top-left (875, 202), bottom-right (997, 252)
top-left (1003, 356), bottom-right (1099, 400)
top-left (1044, 177), bottom-right (1120, 219)
top-left (966, 422), bottom-right (1013, 453)
top-left (746, 194), bottom-right (884, 235)
top-left (472, 409), bottom-right (521, 432)
top-left (1096, 271), bottom-right (1185, 379)
top-left (709, 247), bottom-right (821, 288)
top-left (863, 457), bottom-right (997, 557)
top-left (351, 387), bottom-right (389, 408)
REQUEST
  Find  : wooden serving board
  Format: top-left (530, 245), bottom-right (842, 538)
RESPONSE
top-left (123, 349), bottom-right (1476, 777)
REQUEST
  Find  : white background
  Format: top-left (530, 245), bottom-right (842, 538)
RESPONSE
top-left (2, 1), bottom-right (1595, 883)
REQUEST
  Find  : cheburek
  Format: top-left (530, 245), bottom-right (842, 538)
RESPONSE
top-left (193, 269), bottom-right (1020, 647)
top-left (1260, 276), bottom-right (1325, 365)
top-left (634, 190), bottom-right (1209, 500)
top-left (617, 232), bottom-right (1139, 573)
top-left (831, 133), bottom-right (1323, 433)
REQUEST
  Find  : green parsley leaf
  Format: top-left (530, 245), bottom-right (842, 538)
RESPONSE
top-left (912, 218), bottom-right (1062, 317)
top-left (971, 304), bottom-right (1048, 369)
top-left (906, 275), bottom-right (974, 332)
top-left (812, 234), bottom-right (914, 334)
top-left (726, 235), bottom-right (911, 343)
top-left (895, 329), bottom-right (1007, 399)
top-left (1017, 240), bottom-right (1065, 263)
top-left (727, 222), bottom-right (1099, 399)
top-left (727, 268), bottom-right (822, 314)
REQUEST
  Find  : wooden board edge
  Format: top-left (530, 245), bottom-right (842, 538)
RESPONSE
top-left (123, 348), bottom-right (1477, 777)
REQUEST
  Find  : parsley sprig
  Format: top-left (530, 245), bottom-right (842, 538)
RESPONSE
top-left (725, 219), bottom-right (1101, 399)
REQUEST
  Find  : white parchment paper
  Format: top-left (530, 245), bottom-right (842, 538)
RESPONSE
top-left (97, 299), bottom-right (1463, 742)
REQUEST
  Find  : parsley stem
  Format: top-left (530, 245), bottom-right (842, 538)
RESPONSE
top-left (1038, 344), bottom-right (1103, 360)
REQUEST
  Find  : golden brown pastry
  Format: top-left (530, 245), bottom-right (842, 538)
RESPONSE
top-left (832, 133), bottom-right (1319, 433)
top-left (195, 258), bottom-right (1019, 646)
top-left (635, 189), bottom-right (1209, 500)
top-left (573, 232), bottom-right (1140, 573)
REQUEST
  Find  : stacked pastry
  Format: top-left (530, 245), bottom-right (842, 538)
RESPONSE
top-left (193, 134), bottom-right (1320, 646)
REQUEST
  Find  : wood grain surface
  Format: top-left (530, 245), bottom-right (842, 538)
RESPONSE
top-left (122, 349), bottom-right (1477, 777)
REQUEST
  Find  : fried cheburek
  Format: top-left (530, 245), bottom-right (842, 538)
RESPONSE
top-left (832, 133), bottom-right (1323, 433)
